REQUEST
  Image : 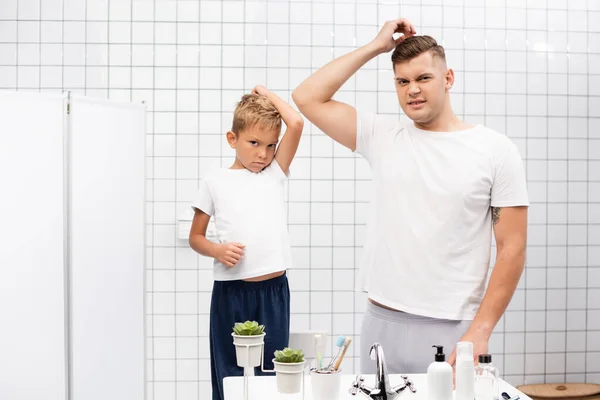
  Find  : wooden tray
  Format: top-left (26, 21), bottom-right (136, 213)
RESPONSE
top-left (517, 384), bottom-right (600, 400)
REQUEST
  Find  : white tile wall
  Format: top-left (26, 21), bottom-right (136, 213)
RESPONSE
top-left (4, 0), bottom-right (600, 398)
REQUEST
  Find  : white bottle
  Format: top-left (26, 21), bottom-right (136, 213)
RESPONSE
top-left (475, 354), bottom-right (500, 400)
top-left (427, 345), bottom-right (453, 400)
top-left (455, 342), bottom-right (475, 400)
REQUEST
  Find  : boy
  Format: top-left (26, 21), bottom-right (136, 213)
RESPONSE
top-left (189, 85), bottom-right (304, 400)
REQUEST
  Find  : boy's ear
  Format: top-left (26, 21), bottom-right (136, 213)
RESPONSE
top-left (226, 131), bottom-right (238, 148)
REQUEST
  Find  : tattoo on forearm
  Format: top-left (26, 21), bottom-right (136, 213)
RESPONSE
top-left (492, 207), bottom-right (501, 225)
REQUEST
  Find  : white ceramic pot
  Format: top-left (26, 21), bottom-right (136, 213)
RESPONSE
top-left (231, 333), bottom-right (265, 368)
top-left (273, 359), bottom-right (306, 394)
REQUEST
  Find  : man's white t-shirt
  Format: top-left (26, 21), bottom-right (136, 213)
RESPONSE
top-left (191, 160), bottom-right (292, 281)
top-left (354, 112), bottom-right (529, 320)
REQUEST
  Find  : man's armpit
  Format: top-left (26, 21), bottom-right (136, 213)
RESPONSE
top-left (492, 207), bottom-right (502, 225)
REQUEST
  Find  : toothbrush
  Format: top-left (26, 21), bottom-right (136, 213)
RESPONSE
top-left (332, 337), bottom-right (352, 371)
top-left (314, 334), bottom-right (323, 369)
top-left (326, 336), bottom-right (347, 370)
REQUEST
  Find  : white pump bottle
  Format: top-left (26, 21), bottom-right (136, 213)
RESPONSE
top-left (427, 345), bottom-right (453, 400)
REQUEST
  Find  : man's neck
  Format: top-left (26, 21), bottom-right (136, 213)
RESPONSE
top-left (414, 104), bottom-right (475, 132)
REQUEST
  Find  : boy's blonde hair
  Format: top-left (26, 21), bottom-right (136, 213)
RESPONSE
top-left (231, 94), bottom-right (282, 134)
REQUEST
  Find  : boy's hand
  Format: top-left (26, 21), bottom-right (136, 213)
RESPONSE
top-left (252, 85), bottom-right (270, 96)
top-left (215, 242), bottom-right (245, 267)
top-left (371, 19), bottom-right (416, 54)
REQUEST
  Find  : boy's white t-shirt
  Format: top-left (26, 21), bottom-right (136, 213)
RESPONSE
top-left (191, 160), bottom-right (292, 281)
top-left (354, 112), bottom-right (529, 321)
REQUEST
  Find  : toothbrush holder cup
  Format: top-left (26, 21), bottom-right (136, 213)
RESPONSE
top-left (311, 368), bottom-right (342, 400)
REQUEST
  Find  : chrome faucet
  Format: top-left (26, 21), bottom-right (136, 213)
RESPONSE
top-left (349, 343), bottom-right (416, 400)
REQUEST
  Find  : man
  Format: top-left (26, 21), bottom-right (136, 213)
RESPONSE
top-left (292, 19), bottom-right (529, 373)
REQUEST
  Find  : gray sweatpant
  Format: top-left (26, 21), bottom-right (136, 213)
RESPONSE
top-left (360, 301), bottom-right (471, 374)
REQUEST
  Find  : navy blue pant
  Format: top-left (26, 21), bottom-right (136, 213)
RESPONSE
top-left (209, 273), bottom-right (290, 400)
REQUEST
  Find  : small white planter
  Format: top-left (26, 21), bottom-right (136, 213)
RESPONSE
top-left (231, 333), bottom-right (265, 368)
top-left (273, 359), bottom-right (306, 394)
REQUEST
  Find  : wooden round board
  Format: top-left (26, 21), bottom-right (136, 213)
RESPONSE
top-left (517, 384), bottom-right (600, 400)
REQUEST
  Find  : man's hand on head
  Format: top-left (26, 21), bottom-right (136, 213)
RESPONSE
top-left (370, 19), bottom-right (417, 54)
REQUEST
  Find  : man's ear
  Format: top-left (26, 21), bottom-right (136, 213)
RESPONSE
top-left (445, 68), bottom-right (455, 90)
top-left (226, 131), bottom-right (237, 148)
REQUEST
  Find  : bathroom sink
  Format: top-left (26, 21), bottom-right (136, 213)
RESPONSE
top-left (223, 372), bottom-right (531, 400)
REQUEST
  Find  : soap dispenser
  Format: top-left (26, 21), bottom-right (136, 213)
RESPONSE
top-left (427, 345), bottom-right (453, 400)
top-left (455, 342), bottom-right (475, 400)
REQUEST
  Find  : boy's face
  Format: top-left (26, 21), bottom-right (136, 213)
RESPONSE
top-left (393, 51), bottom-right (454, 125)
top-left (227, 125), bottom-right (280, 173)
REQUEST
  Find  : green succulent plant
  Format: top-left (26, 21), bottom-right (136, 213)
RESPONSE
top-left (232, 321), bottom-right (265, 336)
top-left (274, 347), bottom-right (305, 363)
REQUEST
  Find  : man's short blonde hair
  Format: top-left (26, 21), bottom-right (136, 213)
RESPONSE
top-left (231, 94), bottom-right (282, 134)
top-left (391, 35), bottom-right (446, 67)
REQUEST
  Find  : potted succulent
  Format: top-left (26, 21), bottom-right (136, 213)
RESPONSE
top-left (231, 321), bottom-right (265, 367)
top-left (272, 347), bottom-right (306, 394)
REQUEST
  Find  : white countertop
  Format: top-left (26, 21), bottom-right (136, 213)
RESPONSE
top-left (224, 373), bottom-right (531, 400)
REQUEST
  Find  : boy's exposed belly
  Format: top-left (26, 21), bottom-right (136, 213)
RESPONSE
top-left (242, 270), bottom-right (285, 282)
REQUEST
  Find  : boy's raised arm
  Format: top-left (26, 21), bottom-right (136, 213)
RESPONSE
top-left (252, 85), bottom-right (304, 174)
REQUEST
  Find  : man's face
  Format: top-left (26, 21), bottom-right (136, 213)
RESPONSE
top-left (393, 51), bottom-right (453, 125)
